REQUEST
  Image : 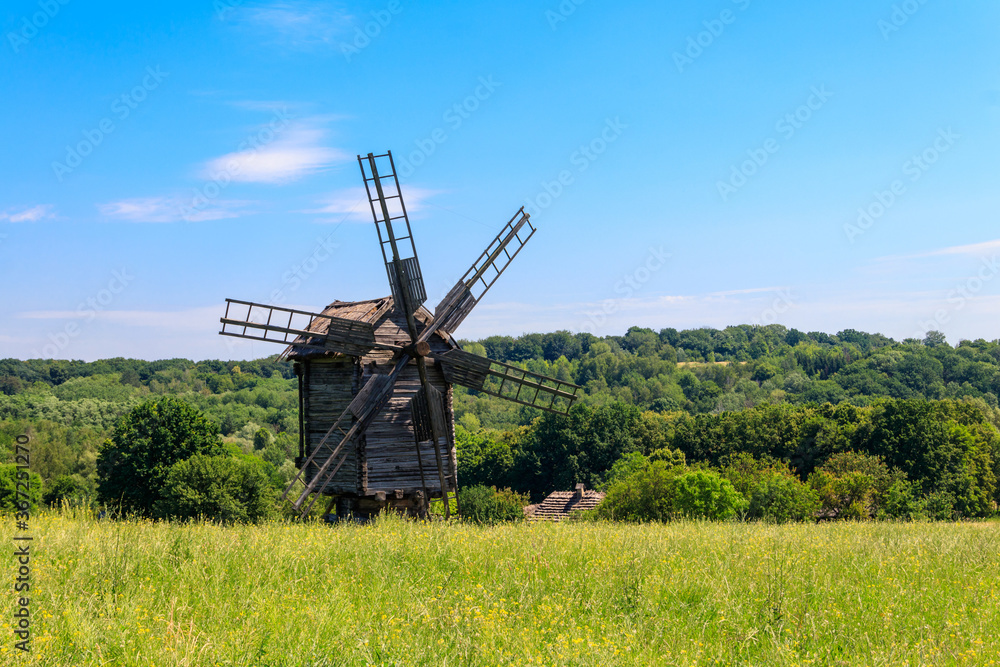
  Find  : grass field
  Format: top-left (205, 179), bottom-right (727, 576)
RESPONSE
top-left (3, 512), bottom-right (999, 666)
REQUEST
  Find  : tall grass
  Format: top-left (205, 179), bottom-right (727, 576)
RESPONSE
top-left (3, 510), bottom-right (999, 665)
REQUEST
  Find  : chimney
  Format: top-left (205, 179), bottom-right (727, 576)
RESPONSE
top-left (574, 483), bottom-right (585, 500)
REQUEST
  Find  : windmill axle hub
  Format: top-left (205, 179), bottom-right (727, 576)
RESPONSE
top-left (404, 341), bottom-right (432, 358)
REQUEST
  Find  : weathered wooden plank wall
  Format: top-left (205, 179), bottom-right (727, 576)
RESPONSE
top-left (302, 358), bottom-right (359, 494)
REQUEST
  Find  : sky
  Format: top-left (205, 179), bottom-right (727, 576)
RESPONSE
top-left (1, 0), bottom-right (999, 361)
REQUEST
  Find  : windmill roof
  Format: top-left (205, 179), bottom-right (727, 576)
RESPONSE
top-left (283, 296), bottom-right (453, 360)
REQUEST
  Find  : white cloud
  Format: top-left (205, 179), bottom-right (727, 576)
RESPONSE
top-left (232, 1), bottom-right (353, 49)
top-left (0, 204), bottom-right (55, 223)
top-left (305, 186), bottom-right (441, 222)
top-left (202, 122), bottom-right (347, 184)
top-left (98, 197), bottom-right (254, 223)
top-left (881, 238), bottom-right (1000, 261)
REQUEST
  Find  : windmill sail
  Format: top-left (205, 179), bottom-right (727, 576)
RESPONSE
top-left (428, 208), bottom-right (535, 337)
top-left (359, 152), bottom-right (427, 312)
top-left (434, 349), bottom-right (579, 415)
top-left (220, 299), bottom-right (378, 357)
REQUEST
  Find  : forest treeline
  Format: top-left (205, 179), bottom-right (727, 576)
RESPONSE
top-left (2, 325), bottom-right (999, 518)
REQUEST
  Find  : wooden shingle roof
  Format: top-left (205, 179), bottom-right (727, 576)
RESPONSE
top-left (526, 486), bottom-right (605, 521)
top-left (282, 296), bottom-right (453, 360)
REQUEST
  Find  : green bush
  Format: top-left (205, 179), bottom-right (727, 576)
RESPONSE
top-left (719, 452), bottom-right (787, 498)
top-left (595, 460), bottom-right (683, 522)
top-left (42, 474), bottom-right (91, 508)
top-left (154, 454), bottom-right (275, 523)
top-left (672, 470), bottom-right (747, 520)
top-left (747, 472), bottom-right (819, 523)
top-left (879, 479), bottom-right (923, 520)
top-left (922, 491), bottom-right (957, 521)
top-left (458, 485), bottom-right (528, 525)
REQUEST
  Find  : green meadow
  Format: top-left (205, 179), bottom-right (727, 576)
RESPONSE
top-left (3, 512), bottom-right (999, 666)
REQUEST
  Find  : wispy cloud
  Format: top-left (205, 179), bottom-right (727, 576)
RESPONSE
top-left (202, 120), bottom-right (348, 184)
top-left (0, 204), bottom-right (56, 223)
top-left (879, 238), bottom-right (1000, 261)
top-left (98, 197), bottom-right (254, 223)
top-left (232, 1), bottom-right (353, 49)
top-left (304, 186), bottom-right (441, 222)
top-left (708, 286), bottom-right (787, 297)
top-left (16, 306), bottom-right (220, 332)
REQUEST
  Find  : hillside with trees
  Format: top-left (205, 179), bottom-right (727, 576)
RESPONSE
top-left (1, 325), bottom-right (999, 519)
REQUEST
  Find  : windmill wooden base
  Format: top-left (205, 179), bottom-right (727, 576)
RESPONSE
top-left (323, 489), bottom-right (428, 522)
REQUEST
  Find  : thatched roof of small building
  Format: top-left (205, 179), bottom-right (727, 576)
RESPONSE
top-left (526, 484), bottom-right (605, 521)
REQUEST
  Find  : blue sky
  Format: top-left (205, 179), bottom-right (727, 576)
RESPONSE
top-left (2, 0), bottom-right (999, 361)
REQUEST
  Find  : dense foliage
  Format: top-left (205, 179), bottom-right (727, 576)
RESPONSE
top-left (96, 397), bottom-right (225, 515)
top-left (2, 325), bottom-right (1000, 520)
top-left (455, 485), bottom-right (529, 525)
top-left (155, 453), bottom-right (276, 523)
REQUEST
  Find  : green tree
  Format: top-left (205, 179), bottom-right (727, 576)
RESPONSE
top-left (671, 470), bottom-right (747, 520)
top-left (595, 460), bottom-right (682, 522)
top-left (923, 330), bottom-right (948, 348)
top-left (154, 454), bottom-right (275, 523)
top-left (42, 474), bottom-right (91, 507)
top-left (747, 473), bottom-right (819, 523)
top-left (96, 397), bottom-right (223, 516)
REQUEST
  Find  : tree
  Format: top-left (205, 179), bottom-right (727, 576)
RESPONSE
top-left (671, 470), bottom-right (747, 520)
top-left (96, 398), bottom-right (223, 515)
top-left (747, 473), bottom-right (819, 523)
top-left (154, 454), bottom-right (275, 523)
top-left (595, 460), bottom-right (682, 522)
top-left (43, 474), bottom-right (91, 507)
top-left (923, 331), bottom-right (948, 348)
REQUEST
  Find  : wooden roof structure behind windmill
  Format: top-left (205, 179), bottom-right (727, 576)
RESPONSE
top-left (219, 150), bottom-right (582, 519)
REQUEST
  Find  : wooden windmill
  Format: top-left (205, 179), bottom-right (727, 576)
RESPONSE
top-left (219, 151), bottom-right (580, 519)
